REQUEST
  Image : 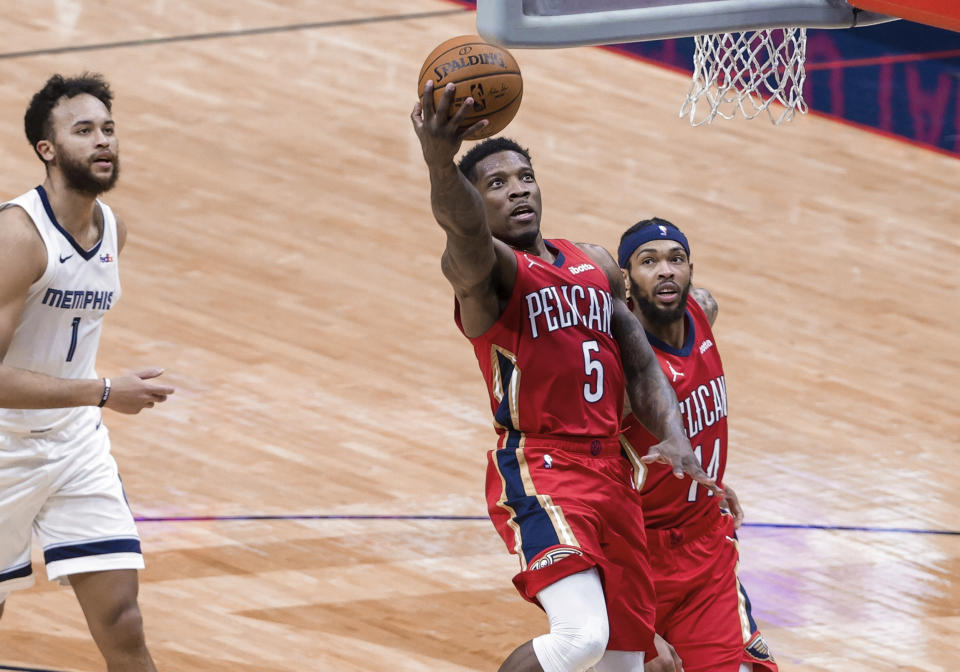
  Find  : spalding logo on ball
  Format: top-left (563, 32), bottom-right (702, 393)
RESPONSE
top-left (418, 35), bottom-right (523, 140)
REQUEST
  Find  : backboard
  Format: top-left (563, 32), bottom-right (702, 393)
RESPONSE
top-left (476, 0), bottom-right (896, 48)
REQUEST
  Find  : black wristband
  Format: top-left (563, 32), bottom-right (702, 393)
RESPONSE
top-left (98, 377), bottom-right (111, 408)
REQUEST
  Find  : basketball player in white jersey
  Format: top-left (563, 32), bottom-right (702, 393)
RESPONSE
top-left (0, 73), bottom-right (173, 671)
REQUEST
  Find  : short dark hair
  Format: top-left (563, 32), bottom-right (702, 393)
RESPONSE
top-left (457, 137), bottom-right (532, 182)
top-left (24, 73), bottom-right (113, 161)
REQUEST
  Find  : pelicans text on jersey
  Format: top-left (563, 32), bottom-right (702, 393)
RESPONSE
top-left (456, 239), bottom-right (624, 440)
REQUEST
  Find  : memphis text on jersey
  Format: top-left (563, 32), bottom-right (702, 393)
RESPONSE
top-left (680, 374), bottom-right (728, 439)
top-left (524, 284), bottom-right (613, 339)
top-left (42, 288), bottom-right (115, 310)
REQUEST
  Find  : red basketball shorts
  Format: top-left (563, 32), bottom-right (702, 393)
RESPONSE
top-left (646, 507), bottom-right (778, 672)
top-left (485, 432), bottom-right (656, 655)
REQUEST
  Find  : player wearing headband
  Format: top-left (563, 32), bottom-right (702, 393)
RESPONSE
top-left (617, 218), bottom-right (778, 672)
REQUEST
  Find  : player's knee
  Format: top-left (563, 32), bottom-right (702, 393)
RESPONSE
top-left (96, 601), bottom-right (147, 653)
top-left (533, 614), bottom-right (609, 672)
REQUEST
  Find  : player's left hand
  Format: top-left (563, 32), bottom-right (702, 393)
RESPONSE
top-left (642, 438), bottom-right (724, 498)
top-left (646, 633), bottom-right (684, 672)
top-left (721, 482), bottom-right (744, 529)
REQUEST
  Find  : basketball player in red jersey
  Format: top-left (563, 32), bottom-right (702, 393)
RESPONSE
top-left (411, 83), bottom-right (719, 672)
top-left (616, 219), bottom-right (778, 672)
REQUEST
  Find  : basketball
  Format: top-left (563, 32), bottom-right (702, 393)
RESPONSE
top-left (417, 35), bottom-right (523, 140)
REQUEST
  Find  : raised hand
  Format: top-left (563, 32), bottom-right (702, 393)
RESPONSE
top-left (410, 80), bottom-right (488, 165)
top-left (104, 367), bottom-right (175, 414)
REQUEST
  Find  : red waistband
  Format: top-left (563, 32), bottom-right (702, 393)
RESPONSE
top-left (495, 432), bottom-right (623, 457)
top-left (645, 505), bottom-right (727, 549)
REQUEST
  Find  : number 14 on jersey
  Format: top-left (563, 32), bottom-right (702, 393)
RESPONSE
top-left (687, 438), bottom-right (721, 501)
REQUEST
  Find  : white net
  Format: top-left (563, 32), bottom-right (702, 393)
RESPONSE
top-left (680, 28), bottom-right (808, 126)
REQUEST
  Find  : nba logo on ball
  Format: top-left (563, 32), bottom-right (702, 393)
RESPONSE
top-left (418, 35), bottom-right (523, 140)
top-left (469, 83), bottom-right (487, 112)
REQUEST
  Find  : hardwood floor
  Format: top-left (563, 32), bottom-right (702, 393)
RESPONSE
top-left (0, 1), bottom-right (956, 669)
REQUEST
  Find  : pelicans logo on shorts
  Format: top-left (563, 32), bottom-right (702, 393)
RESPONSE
top-left (745, 632), bottom-right (776, 662)
top-left (529, 547), bottom-right (583, 571)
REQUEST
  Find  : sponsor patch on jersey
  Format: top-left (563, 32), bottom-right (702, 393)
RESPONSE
top-left (529, 547), bottom-right (583, 571)
top-left (99, 252), bottom-right (114, 263)
top-left (567, 263), bottom-right (595, 275)
top-left (745, 632), bottom-right (776, 662)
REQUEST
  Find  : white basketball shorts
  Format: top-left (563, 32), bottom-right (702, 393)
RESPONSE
top-left (0, 413), bottom-right (143, 596)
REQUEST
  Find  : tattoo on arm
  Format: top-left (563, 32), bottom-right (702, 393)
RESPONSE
top-left (612, 300), bottom-right (687, 443)
top-left (690, 286), bottom-right (718, 326)
top-left (431, 165), bottom-right (500, 294)
top-left (576, 241), bottom-right (688, 443)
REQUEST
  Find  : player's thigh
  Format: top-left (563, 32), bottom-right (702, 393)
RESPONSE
top-left (35, 428), bottom-right (143, 581)
top-left (658, 534), bottom-right (744, 672)
top-left (0, 436), bottom-right (56, 593)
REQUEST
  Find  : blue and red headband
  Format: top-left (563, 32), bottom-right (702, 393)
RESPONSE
top-left (617, 221), bottom-right (690, 269)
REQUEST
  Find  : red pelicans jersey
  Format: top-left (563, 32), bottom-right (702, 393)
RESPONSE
top-left (456, 239), bottom-right (624, 439)
top-left (621, 298), bottom-right (727, 528)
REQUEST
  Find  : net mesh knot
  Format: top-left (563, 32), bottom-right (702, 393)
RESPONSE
top-left (680, 28), bottom-right (808, 126)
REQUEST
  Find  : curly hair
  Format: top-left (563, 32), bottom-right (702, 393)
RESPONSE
top-left (457, 137), bottom-right (531, 182)
top-left (24, 73), bottom-right (113, 161)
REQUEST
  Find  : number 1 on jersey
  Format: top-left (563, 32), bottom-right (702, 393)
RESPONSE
top-left (66, 316), bottom-right (81, 362)
top-left (687, 438), bottom-right (721, 501)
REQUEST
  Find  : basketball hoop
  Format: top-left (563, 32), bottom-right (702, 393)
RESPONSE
top-left (680, 28), bottom-right (808, 126)
top-left (476, 0), bottom-right (896, 125)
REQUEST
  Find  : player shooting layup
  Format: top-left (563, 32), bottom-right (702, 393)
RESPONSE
top-left (412, 81), bottom-right (718, 672)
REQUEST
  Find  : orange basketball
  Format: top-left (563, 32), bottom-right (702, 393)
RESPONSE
top-left (418, 35), bottom-right (523, 140)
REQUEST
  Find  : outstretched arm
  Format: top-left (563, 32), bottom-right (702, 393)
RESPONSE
top-left (580, 243), bottom-right (721, 494)
top-left (410, 82), bottom-right (512, 336)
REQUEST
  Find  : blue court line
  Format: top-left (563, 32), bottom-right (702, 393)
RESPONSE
top-left (744, 522), bottom-right (960, 536)
top-left (131, 514), bottom-right (960, 536)
top-left (135, 514), bottom-right (487, 522)
top-left (0, 665), bottom-right (66, 672)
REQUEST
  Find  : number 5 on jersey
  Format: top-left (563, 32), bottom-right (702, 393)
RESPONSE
top-left (582, 340), bottom-right (604, 403)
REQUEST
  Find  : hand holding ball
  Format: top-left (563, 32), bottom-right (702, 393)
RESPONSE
top-left (417, 35), bottom-right (523, 140)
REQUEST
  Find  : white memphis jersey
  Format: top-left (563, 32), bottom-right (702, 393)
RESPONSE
top-left (0, 186), bottom-right (121, 434)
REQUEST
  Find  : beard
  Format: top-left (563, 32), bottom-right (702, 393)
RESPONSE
top-left (630, 278), bottom-right (691, 327)
top-left (57, 152), bottom-right (120, 196)
top-left (506, 226), bottom-right (540, 249)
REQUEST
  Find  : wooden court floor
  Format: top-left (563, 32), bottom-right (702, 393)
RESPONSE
top-left (0, 1), bottom-right (957, 670)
